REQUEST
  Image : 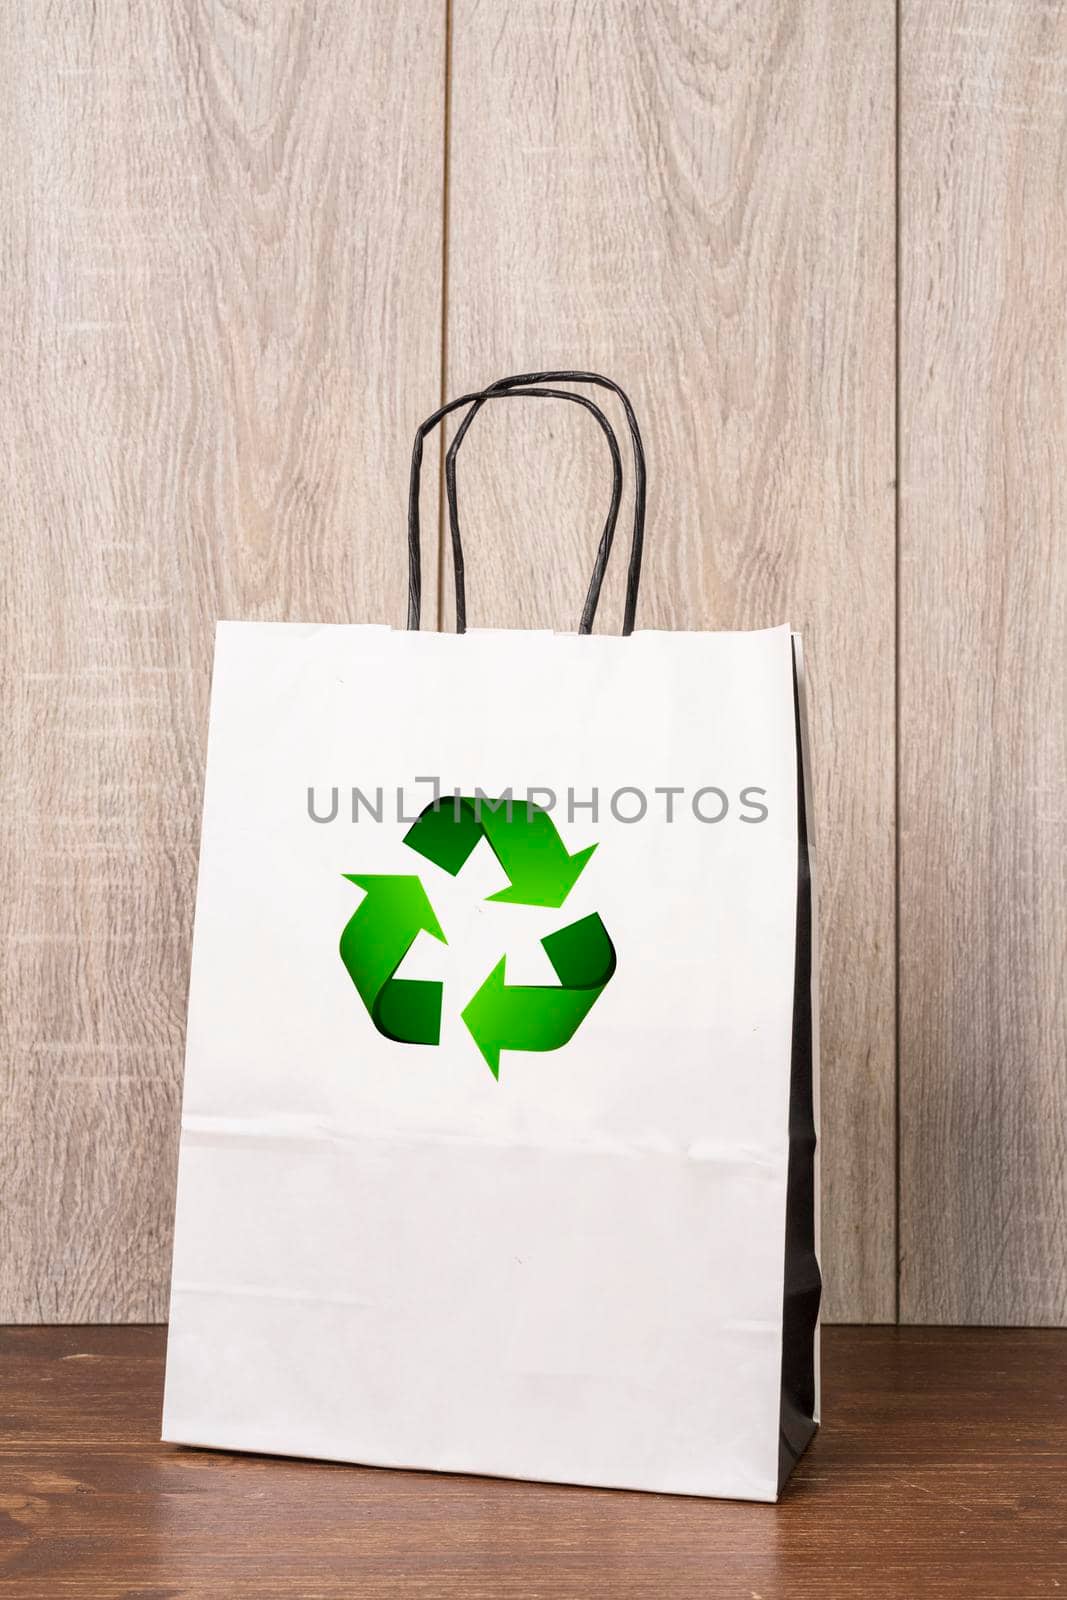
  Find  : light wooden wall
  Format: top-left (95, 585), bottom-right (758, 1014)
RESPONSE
top-left (1, 0), bottom-right (1062, 1326)
top-left (899, 1), bottom-right (1067, 1324)
top-left (1, 0), bottom-right (446, 1322)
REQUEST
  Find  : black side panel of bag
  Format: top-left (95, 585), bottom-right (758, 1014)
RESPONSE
top-left (777, 642), bottom-right (821, 1491)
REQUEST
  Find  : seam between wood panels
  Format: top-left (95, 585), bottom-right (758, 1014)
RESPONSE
top-left (894, 0), bottom-right (903, 1326)
top-left (435, 0), bottom-right (454, 631)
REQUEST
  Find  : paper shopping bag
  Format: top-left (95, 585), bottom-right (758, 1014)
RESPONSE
top-left (162, 372), bottom-right (820, 1502)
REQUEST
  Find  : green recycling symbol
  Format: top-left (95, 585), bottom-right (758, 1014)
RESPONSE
top-left (338, 798), bottom-right (616, 1080)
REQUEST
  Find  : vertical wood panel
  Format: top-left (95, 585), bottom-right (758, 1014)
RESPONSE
top-left (0, 1), bottom-right (444, 1320)
top-left (899, 0), bottom-right (1067, 1323)
top-left (447, 0), bottom-right (897, 1320)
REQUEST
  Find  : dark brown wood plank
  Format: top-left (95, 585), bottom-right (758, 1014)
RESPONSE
top-left (0, 1326), bottom-right (1063, 1597)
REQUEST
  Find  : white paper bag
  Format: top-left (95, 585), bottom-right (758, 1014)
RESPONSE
top-left (163, 375), bottom-right (820, 1502)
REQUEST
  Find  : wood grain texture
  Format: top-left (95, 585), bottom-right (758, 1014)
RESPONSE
top-left (899, 1), bottom-right (1067, 1323)
top-left (445, 1), bottom-right (897, 1321)
top-left (5, 0), bottom-right (1064, 1330)
top-left (0, 1), bottom-right (444, 1320)
top-left (2, 1325), bottom-right (1065, 1597)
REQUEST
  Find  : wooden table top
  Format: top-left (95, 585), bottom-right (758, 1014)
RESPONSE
top-left (0, 1325), bottom-right (1062, 1598)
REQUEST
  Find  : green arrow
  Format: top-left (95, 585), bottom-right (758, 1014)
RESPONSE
top-left (402, 798), bottom-right (483, 877)
top-left (480, 805), bottom-right (596, 908)
top-left (404, 798), bottom-right (595, 909)
top-left (339, 874), bottom-right (446, 1045)
top-left (461, 912), bottom-right (617, 1079)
